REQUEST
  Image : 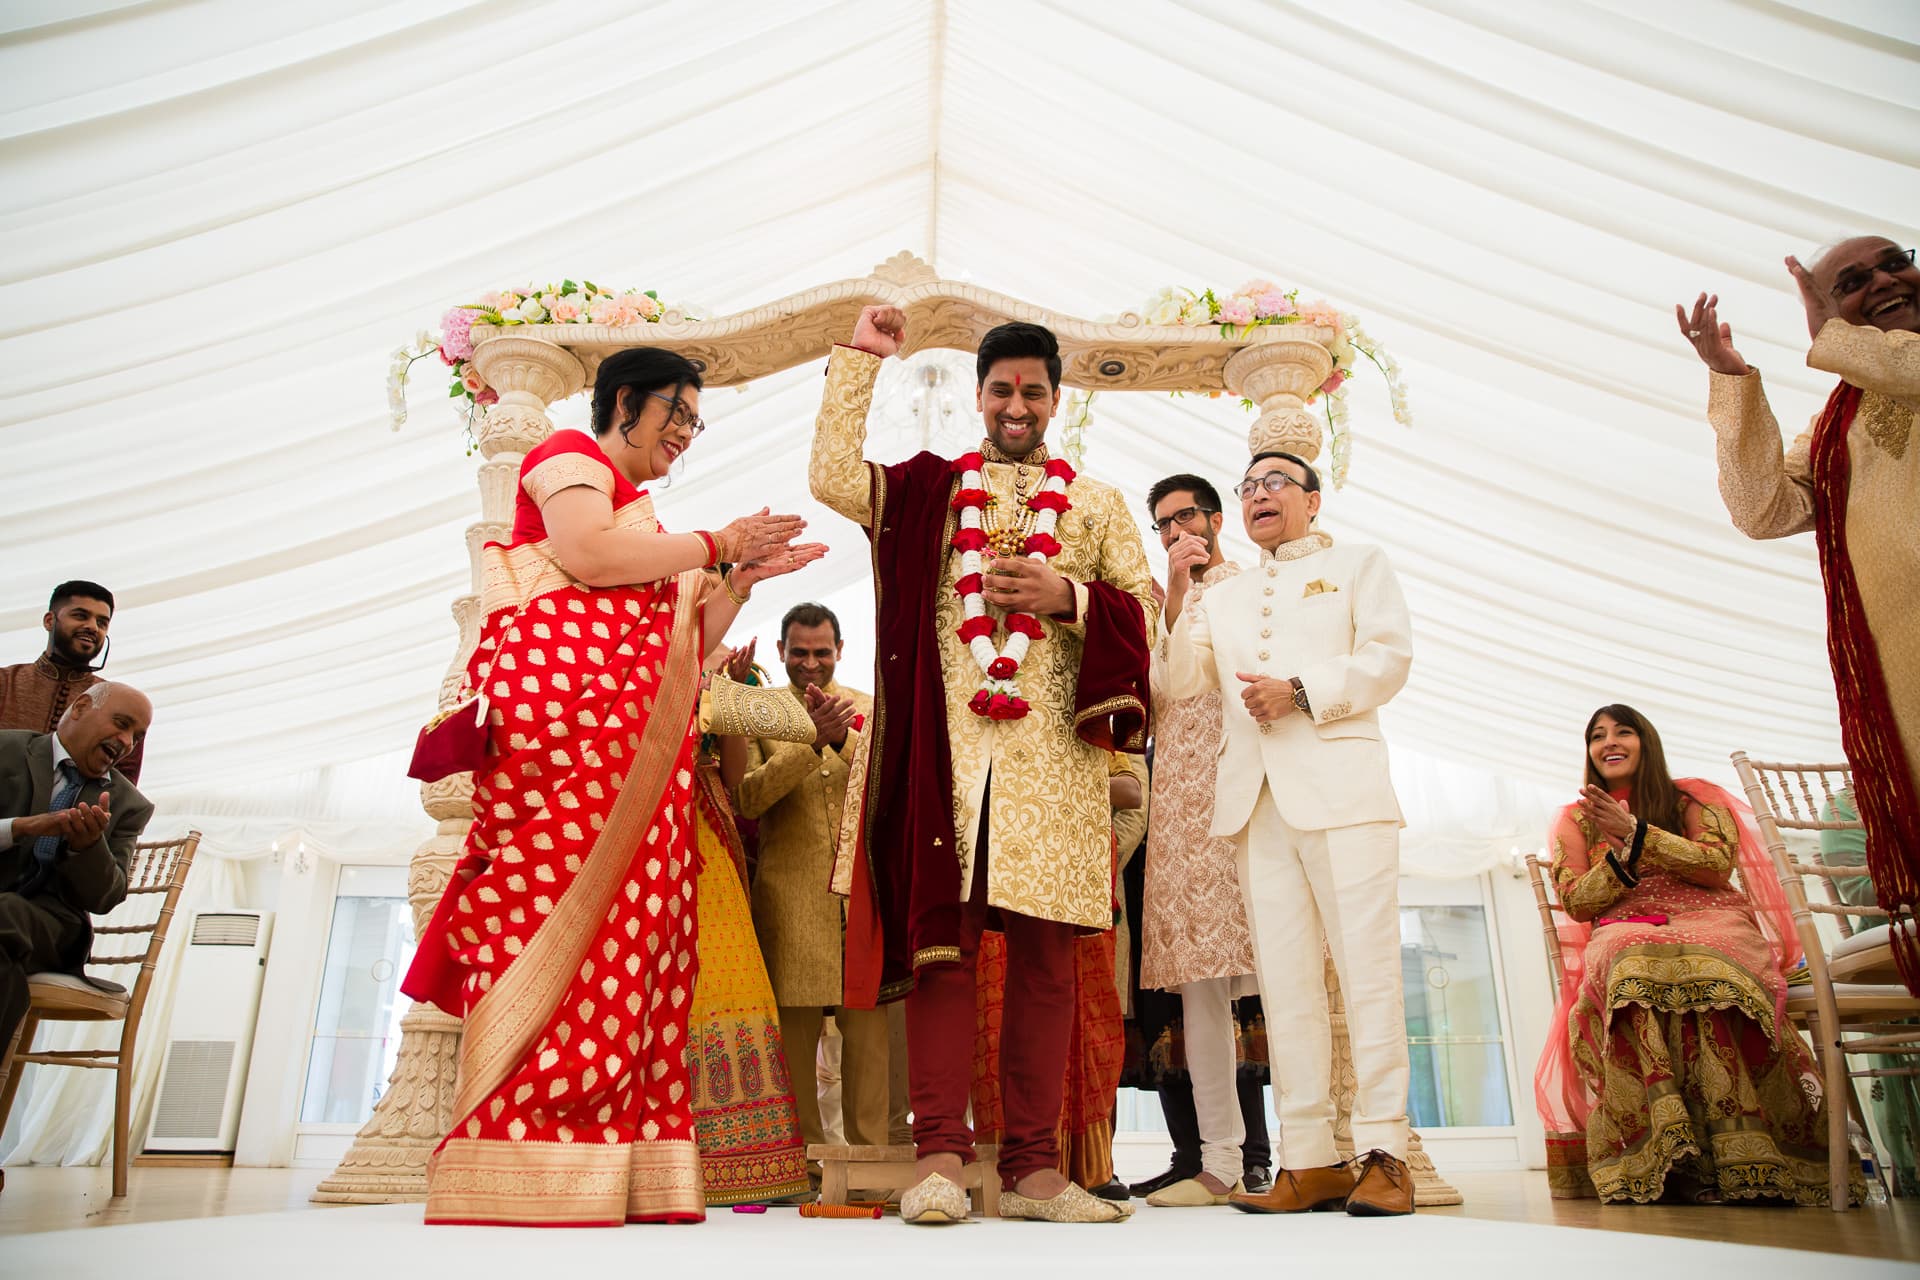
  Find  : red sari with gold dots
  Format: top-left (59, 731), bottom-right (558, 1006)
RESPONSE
top-left (404, 430), bottom-right (711, 1226)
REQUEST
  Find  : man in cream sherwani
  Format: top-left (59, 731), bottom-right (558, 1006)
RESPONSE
top-left (1164, 448), bottom-right (1415, 1217)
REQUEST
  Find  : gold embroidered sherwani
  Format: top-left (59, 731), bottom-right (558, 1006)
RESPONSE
top-left (736, 679), bottom-right (874, 1006)
top-left (809, 346), bottom-right (1159, 930)
top-left (1707, 319), bottom-right (1920, 793)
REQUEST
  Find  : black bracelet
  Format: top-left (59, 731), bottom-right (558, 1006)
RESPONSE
top-left (1604, 847), bottom-right (1639, 889)
top-left (1625, 819), bottom-right (1647, 877)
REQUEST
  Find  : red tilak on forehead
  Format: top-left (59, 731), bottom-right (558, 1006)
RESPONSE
top-left (1013, 374), bottom-right (1022, 388)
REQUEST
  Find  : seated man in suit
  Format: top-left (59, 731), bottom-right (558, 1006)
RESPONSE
top-left (0, 681), bottom-right (155, 1056)
top-left (1164, 450), bottom-right (1415, 1217)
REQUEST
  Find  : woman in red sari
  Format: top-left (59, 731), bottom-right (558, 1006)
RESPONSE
top-left (404, 348), bottom-right (824, 1227)
top-left (1535, 703), bottom-right (1848, 1205)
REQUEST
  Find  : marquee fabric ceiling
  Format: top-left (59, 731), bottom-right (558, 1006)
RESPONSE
top-left (3, 0), bottom-right (1915, 835)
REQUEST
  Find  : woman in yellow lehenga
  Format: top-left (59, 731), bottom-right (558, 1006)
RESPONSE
top-left (685, 663), bottom-right (811, 1205)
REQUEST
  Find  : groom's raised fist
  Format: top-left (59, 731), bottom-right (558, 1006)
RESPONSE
top-left (851, 305), bottom-right (906, 358)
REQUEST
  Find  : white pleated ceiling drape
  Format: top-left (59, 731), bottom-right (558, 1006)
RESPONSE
top-left (2, 0), bottom-right (1915, 823)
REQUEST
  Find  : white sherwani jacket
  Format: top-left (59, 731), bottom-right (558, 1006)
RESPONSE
top-left (1165, 533), bottom-right (1411, 837)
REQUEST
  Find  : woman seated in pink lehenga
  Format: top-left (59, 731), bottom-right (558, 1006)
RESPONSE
top-left (1535, 703), bottom-right (1850, 1205)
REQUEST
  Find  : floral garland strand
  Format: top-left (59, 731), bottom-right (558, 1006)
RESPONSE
top-left (1138, 280), bottom-right (1412, 489)
top-left (386, 281), bottom-right (675, 437)
top-left (948, 451), bottom-right (1076, 721)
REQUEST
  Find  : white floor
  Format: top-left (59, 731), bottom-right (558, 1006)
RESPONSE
top-left (6, 1196), bottom-right (1911, 1280)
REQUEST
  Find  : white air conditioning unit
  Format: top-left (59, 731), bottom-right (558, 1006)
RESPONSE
top-left (145, 910), bottom-right (274, 1153)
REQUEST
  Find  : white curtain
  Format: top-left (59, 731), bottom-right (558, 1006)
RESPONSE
top-left (4, 0), bottom-right (1912, 799)
top-left (0, 837), bottom-right (250, 1166)
top-left (1, 751), bottom-right (431, 1166)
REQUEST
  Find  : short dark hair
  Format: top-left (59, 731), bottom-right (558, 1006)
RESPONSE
top-left (976, 322), bottom-right (1061, 390)
top-left (780, 602), bottom-right (842, 645)
top-left (1146, 474), bottom-right (1223, 518)
top-left (50, 580), bottom-right (114, 613)
top-left (1245, 450), bottom-right (1321, 493)
top-left (590, 347), bottom-right (703, 443)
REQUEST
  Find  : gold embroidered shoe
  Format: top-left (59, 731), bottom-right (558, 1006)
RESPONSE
top-left (1000, 1181), bottom-right (1135, 1222)
top-left (900, 1171), bottom-right (970, 1225)
top-left (1145, 1176), bottom-right (1243, 1207)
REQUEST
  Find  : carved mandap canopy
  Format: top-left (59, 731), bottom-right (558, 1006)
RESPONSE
top-left (465, 251), bottom-right (1339, 462)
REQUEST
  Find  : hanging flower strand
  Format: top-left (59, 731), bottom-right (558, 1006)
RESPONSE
top-left (949, 452), bottom-right (1077, 721)
top-left (1136, 281), bottom-right (1412, 489)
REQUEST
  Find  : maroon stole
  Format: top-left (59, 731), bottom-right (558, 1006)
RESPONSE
top-left (841, 450), bottom-right (1150, 1006)
top-left (1808, 381), bottom-right (1920, 992)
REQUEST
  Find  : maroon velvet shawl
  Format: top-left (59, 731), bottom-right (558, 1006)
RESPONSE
top-left (1808, 381), bottom-right (1920, 992)
top-left (842, 451), bottom-right (1150, 1006)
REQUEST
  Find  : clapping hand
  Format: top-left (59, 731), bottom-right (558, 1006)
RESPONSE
top-left (16, 791), bottom-right (112, 850)
top-left (724, 638), bottom-right (758, 684)
top-left (803, 684), bottom-right (858, 750)
top-left (851, 305), bottom-right (907, 359)
top-left (734, 542), bottom-right (829, 590)
top-left (1674, 293), bottom-right (1749, 376)
top-left (720, 509), bottom-right (808, 565)
top-left (1578, 784), bottom-right (1637, 844)
top-left (1785, 255), bottom-right (1841, 341)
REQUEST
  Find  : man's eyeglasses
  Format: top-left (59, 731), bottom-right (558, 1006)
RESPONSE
top-left (648, 391), bottom-right (706, 438)
top-left (1235, 471), bottom-right (1308, 501)
top-left (1830, 248), bottom-right (1916, 300)
top-left (1150, 505), bottom-right (1216, 535)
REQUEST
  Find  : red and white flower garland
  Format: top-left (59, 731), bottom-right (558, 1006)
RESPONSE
top-left (948, 451), bottom-right (1076, 721)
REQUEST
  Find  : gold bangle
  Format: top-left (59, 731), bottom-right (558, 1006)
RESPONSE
top-left (723, 568), bottom-right (751, 605)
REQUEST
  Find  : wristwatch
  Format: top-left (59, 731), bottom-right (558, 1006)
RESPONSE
top-left (1287, 676), bottom-right (1311, 717)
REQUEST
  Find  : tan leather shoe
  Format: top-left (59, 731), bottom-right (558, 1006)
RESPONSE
top-left (1345, 1150), bottom-right (1414, 1216)
top-left (1227, 1164), bottom-right (1352, 1214)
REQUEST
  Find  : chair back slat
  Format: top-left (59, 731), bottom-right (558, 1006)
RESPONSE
top-left (1523, 855), bottom-right (1566, 990)
top-left (1734, 755), bottom-right (1864, 938)
top-left (82, 833), bottom-right (199, 994)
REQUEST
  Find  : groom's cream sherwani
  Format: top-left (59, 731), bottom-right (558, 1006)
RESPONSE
top-left (1165, 529), bottom-right (1414, 1166)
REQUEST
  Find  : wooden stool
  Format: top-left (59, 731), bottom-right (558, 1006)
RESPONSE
top-left (807, 1143), bottom-right (1000, 1218)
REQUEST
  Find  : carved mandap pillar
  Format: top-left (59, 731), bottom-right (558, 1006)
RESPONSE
top-left (1324, 953), bottom-right (1463, 1207)
top-left (1223, 330), bottom-right (1334, 463)
top-left (313, 338), bottom-right (581, 1204)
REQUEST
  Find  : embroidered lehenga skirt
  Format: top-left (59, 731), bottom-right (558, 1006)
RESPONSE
top-left (687, 765), bottom-right (810, 1204)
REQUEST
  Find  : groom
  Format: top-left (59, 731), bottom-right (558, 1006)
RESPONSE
top-left (811, 306), bottom-right (1155, 1223)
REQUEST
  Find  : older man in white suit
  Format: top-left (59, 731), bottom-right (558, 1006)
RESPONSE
top-left (1164, 448), bottom-right (1414, 1217)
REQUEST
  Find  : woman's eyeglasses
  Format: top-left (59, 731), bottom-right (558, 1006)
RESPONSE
top-left (648, 392), bottom-right (706, 437)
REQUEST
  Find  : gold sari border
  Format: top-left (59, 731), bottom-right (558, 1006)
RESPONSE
top-left (479, 494), bottom-right (660, 619)
top-left (425, 1137), bottom-right (698, 1226)
top-left (453, 568), bottom-right (705, 1125)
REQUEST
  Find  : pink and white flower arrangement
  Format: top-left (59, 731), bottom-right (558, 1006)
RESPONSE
top-left (1136, 279), bottom-right (1413, 488)
top-left (387, 279), bottom-right (676, 432)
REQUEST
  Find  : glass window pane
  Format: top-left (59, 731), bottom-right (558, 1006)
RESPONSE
top-left (1401, 904), bottom-right (1513, 1127)
top-left (299, 873), bottom-right (416, 1126)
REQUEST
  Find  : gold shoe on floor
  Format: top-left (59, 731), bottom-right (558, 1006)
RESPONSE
top-left (900, 1172), bottom-right (970, 1224)
top-left (1146, 1176), bottom-right (1243, 1207)
top-left (1001, 1182), bottom-right (1135, 1222)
